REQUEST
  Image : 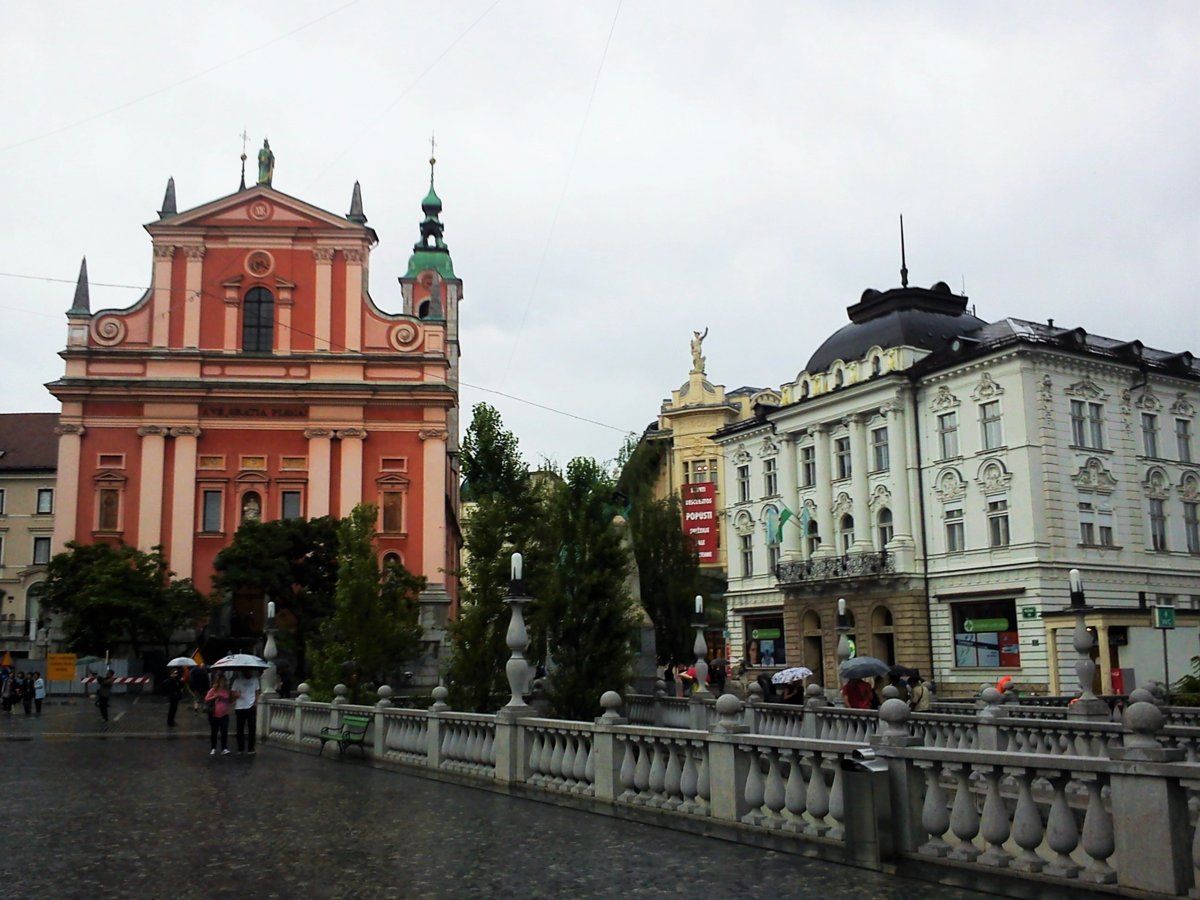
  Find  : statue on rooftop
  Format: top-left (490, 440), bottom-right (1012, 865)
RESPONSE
top-left (257, 139), bottom-right (275, 187)
top-left (690, 327), bottom-right (708, 374)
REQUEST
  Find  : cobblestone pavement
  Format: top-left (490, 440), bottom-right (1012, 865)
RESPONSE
top-left (0, 700), bottom-right (1030, 900)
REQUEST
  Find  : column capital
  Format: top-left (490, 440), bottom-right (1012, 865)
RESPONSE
top-left (813, 422), bottom-right (832, 437)
top-left (419, 428), bottom-right (449, 442)
top-left (168, 425), bottom-right (202, 439)
top-left (304, 428), bottom-right (334, 440)
top-left (55, 423), bottom-right (85, 437)
top-left (180, 244), bottom-right (207, 261)
top-left (336, 427), bottom-right (368, 440)
top-left (153, 243), bottom-right (176, 259)
top-left (341, 247), bottom-right (366, 264)
top-left (312, 247), bottom-right (336, 263)
top-left (137, 425), bottom-right (169, 437)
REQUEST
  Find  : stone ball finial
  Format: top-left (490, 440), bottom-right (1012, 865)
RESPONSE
top-left (332, 683), bottom-right (348, 705)
top-left (805, 683), bottom-right (824, 699)
top-left (1123, 700), bottom-right (1166, 749)
top-left (430, 684), bottom-right (449, 711)
top-left (979, 687), bottom-right (1004, 718)
top-left (654, 678), bottom-right (666, 698)
top-left (879, 697), bottom-right (911, 736)
top-left (882, 685), bottom-right (900, 701)
top-left (1141, 681), bottom-right (1168, 706)
top-left (747, 682), bottom-right (764, 703)
top-left (600, 690), bottom-right (624, 721)
top-left (376, 684), bottom-right (393, 708)
top-left (715, 692), bottom-right (743, 718)
top-left (296, 682), bottom-right (311, 702)
top-left (712, 692), bottom-right (747, 733)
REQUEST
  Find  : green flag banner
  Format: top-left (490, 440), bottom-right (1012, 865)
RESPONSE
top-left (776, 506), bottom-right (794, 542)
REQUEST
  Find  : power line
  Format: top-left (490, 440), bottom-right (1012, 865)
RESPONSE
top-left (0, 268), bottom-right (633, 436)
top-left (0, 0), bottom-right (364, 154)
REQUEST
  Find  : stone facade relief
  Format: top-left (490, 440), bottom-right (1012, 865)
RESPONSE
top-left (970, 371), bottom-right (1005, 401)
top-left (1071, 458), bottom-right (1118, 493)
top-left (929, 385), bottom-right (959, 412)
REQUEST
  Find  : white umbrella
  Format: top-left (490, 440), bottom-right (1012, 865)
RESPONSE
top-left (166, 656), bottom-right (197, 668)
top-left (209, 654), bottom-right (269, 670)
top-left (770, 666), bottom-right (814, 684)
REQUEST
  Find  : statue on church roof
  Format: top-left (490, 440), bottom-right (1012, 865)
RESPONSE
top-left (257, 139), bottom-right (275, 187)
top-left (690, 327), bottom-right (708, 374)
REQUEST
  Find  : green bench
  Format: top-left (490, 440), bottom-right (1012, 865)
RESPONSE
top-left (319, 713), bottom-right (371, 757)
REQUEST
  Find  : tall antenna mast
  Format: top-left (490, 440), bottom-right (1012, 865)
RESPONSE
top-left (899, 214), bottom-right (909, 288)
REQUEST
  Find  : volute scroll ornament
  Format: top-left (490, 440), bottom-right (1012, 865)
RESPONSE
top-left (168, 425), bottom-right (202, 439)
top-left (304, 428), bottom-right (334, 440)
top-left (419, 428), bottom-right (448, 442)
top-left (91, 316), bottom-right (127, 347)
top-left (54, 423), bottom-right (86, 437)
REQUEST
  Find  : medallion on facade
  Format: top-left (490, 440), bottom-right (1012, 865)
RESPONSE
top-left (975, 460), bottom-right (1012, 494)
top-left (248, 200), bottom-right (273, 221)
top-left (245, 250), bottom-right (275, 278)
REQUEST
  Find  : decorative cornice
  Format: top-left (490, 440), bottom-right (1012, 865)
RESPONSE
top-left (181, 244), bottom-right (207, 261)
top-left (1064, 378), bottom-right (1107, 401)
top-left (336, 427), bottom-right (368, 440)
top-left (1133, 387), bottom-right (1162, 412)
top-left (312, 247), bottom-right (336, 263)
top-left (342, 248), bottom-right (366, 264)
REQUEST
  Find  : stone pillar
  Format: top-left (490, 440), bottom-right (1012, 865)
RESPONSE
top-left (275, 280), bottom-right (294, 355)
top-left (136, 425), bottom-right (168, 551)
top-left (869, 698), bottom-right (925, 854)
top-left (168, 425), bottom-right (200, 579)
top-left (305, 429), bottom-right (333, 517)
top-left (882, 393), bottom-right (914, 550)
top-left (419, 428), bottom-right (449, 581)
top-left (592, 692), bottom-right (627, 802)
top-left (778, 436), bottom-right (802, 560)
top-left (812, 423), bottom-right (834, 558)
top-left (151, 243), bottom-right (173, 347)
top-left (51, 423), bottom-right (85, 553)
top-left (706, 733), bottom-right (752, 823)
top-left (335, 427), bottom-right (366, 517)
top-left (342, 248), bottom-right (365, 352)
top-left (313, 247), bottom-right (334, 352)
top-left (222, 280), bottom-right (240, 349)
top-left (181, 244), bottom-right (205, 349)
top-left (848, 413), bottom-right (872, 551)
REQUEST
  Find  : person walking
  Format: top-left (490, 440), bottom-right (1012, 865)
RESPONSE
top-left (204, 672), bottom-right (233, 756)
top-left (908, 671), bottom-right (932, 711)
top-left (165, 668), bottom-right (184, 726)
top-left (230, 668), bottom-right (261, 754)
top-left (96, 668), bottom-right (115, 722)
top-left (0, 668), bottom-right (13, 714)
top-left (32, 671), bottom-right (45, 716)
top-left (15, 672), bottom-right (33, 715)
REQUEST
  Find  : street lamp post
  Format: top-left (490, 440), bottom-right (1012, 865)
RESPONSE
top-left (498, 552), bottom-right (534, 721)
top-left (262, 599), bottom-right (278, 696)
top-left (692, 595), bottom-right (711, 698)
top-left (835, 597), bottom-right (851, 677)
top-left (1067, 568), bottom-right (1108, 719)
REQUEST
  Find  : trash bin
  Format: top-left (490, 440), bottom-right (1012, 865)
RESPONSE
top-left (840, 747), bottom-right (893, 867)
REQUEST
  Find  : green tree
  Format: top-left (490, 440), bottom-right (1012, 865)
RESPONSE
top-left (211, 516), bottom-right (340, 677)
top-left (309, 504), bottom-right (425, 703)
top-left (541, 457), bottom-right (636, 720)
top-left (446, 403), bottom-right (534, 711)
top-left (42, 541), bottom-right (212, 655)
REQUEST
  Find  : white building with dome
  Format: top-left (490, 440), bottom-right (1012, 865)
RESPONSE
top-left (714, 278), bottom-right (1200, 697)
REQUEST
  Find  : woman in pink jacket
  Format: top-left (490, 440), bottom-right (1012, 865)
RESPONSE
top-left (205, 672), bottom-right (233, 756)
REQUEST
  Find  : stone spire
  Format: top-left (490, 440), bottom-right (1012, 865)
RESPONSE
top-left (158, 177), bottom-right (177, 219)
top-left (347, 181), bottom-right (367, 224)
top-left (69, 257), bottom-right (90, 314)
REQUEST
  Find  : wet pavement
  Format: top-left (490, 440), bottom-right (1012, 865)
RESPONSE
top-left (1, 698), bottom-right (1015, 899)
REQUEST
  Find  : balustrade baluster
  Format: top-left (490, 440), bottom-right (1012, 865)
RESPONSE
top-left (648, 740), bottom-right (668, 807)
top-left (573, 736), bottom-right (589, 793)
top-left (763, 749), bottom-right (787, 829)
top-left (782, 749), bottom-right (807, 833)
top-left (528, 730), bottom-right (544, 784)
top-left (679, 745), bottom-right (698, 814)
top-left (441, 725), bottom-right (453, 766)
top-left (1043, 772), bottom-right (1082, 878)
top-left (1186, 782), bottom-right (1200, 896)
top-left (633, 739), bottom-right (651, 803)
top-left (1079, 775), bottom-right (1117, 884)
top-left (1008, 768), bottom-right (1045, 873)
top-left (917, 759), bottom-right (951, 857)
top-left (948, 762), bottom-right (981, 861)
top-left (550, 732), bottom-right (566, 787)
top-left (618, 739), bottom-right (637, 802)
top-left (582, 739), bottom-right (595, 794)
top-left (742, 749), bottom-right (767, 826)
top-left (561, 734), bottom-right (578, 790)
top-left (663, 742), bottom-right (684, 810)
top-left (695, 748), bottom-right (711, 817)
top-left (827, 761), bottom-right (846, 841)
top-left (977, 766), bottom-right (1012, 867)
top-left (805, 752), bottom-right (830, 837)
top-left (483, 728), bottom-right (496, 768)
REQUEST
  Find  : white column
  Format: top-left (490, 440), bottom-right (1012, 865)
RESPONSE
top-left (168, 426), bottom-right (200, 579)
top-left (181, 245), bottom-right (205, 348)
top-left (778, 436), bottom-right (802, 560)
top-left (151, 244), bottom-right (174, 347)
top-left (883, 394), bottom-right (914, 546)
top-left (336, 428), bottom-right (366, 517)
top-left (342, 248), bottom-right (364, 352)
top-left (313, 248), bottom-right (334, 352)
top-left (812, 424), bottom-right (834, 557)
top-left (136, 425), bottom-right (167, 551)
top-left (51, 423), bottom-right (85, 553)
top-left (305, 429), bottom-right (333, 517)
top-left (849, 413), bottom-right (872, 551)
top-left (420, 428), bottom-right (449, 582)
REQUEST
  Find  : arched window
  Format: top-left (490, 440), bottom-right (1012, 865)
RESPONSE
top-left (834, 368), bottom-right (844, 388)
top-left (878, 508), bottom-right (894, 548)
top-left (806, 519), bottom-right (820, 556)
top-left (840, 514), bottom-right (855, 553)
top-left (800, 380), bottom-right (811, 399)
top-left (242, 287), bottom-right (275, 352)
top-left (871, 355), bottom-right (882, 375)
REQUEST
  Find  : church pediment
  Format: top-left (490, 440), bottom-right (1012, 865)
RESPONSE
top-left (147, 186), bottom-right (367, 234)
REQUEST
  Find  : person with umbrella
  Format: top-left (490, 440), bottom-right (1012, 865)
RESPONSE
top-left (96, 668), bottom-right (115, 722)
top-left (230, 667), bottom-right (262, 754)
top-left (164, 667), bottom-right (184, 726)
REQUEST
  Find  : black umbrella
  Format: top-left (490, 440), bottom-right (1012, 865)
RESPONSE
top-left (839, 656), bottom-right (891, 680)
top-left (889, 664), bottom-right (918, 679)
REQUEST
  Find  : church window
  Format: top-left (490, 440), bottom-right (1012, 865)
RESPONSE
top-left (97, 488), bottom-right (121, 532)
top-left (382, 491), bottom-right (405, 533)
top-left (242, 287), bottom-right (275, 353)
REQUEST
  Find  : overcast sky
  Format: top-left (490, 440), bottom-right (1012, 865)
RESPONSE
top-left (2, 2), bottom-right (1198, 468)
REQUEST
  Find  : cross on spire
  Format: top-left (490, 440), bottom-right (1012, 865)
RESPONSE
top-left (239, 129), bottom-right (250, 191)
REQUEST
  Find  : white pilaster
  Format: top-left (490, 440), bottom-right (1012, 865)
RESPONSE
top-left (136, 425), bottom-right (167, 551)
top-left (305, 429), bottom-right (333, 517)
top-left (168, 426), bottom-right (201, 579)
top-left (51, 423), bottom-right (85, 553)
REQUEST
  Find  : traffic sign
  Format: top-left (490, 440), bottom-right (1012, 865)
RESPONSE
top-left (1154, 606), bottom-right (1176, 629)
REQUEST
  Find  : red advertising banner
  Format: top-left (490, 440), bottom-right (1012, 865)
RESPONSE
top-left (682, 482), bottom-right (718, 565)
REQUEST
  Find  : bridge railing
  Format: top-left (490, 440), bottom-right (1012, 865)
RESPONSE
top-left (261, 682), bottom-right (1200, 896)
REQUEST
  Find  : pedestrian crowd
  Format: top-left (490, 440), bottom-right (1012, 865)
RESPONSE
top-left (0, 668), bottom-right (46, 716)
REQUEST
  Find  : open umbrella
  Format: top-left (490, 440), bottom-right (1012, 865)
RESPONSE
top-left (888, 664), bottom-right (918, 680)
top-left (839, 656), bottom-right (890, 680)
top-left (166, 656), bottom-right (197, 668)
top-left (770, 666), bottom-right (814, 684)
top-left (209, 653), bottom-right (268, 670)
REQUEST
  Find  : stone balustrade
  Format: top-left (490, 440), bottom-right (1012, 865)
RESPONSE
top-left (260, 682), bottom-right (1200, 895)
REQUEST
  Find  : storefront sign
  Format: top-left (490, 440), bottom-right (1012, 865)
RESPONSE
top-left (963, 617), bottom-right (1009, 633)
top-left (682, 482), bottom-right (717, 564)
top-left (751, 628), bottom-right (781, 640)
top-left (1020, 606), bottom-right (1041, 620)
top-left (1154, 606), bottom-right (1177, 629)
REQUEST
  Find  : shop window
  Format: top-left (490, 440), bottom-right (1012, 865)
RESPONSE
top-left (744, 615), bottom-right (786, 667)
top-left (952, 598), bottom-right (1021, 668)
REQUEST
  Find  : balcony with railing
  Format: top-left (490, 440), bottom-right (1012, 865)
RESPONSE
top-left (775, 550), bottom-right (894, 585)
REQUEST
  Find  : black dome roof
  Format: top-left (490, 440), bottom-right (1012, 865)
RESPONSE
top-left (806, 281), bottom-right (984, 372)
